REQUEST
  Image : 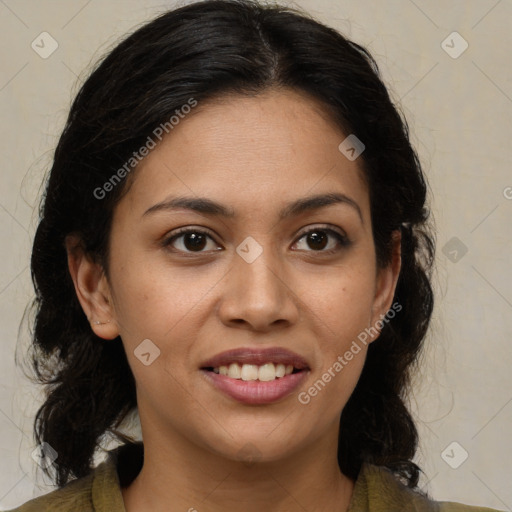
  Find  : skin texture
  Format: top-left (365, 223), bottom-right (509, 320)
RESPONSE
top-left (66, 88), bottom-right (401, 512)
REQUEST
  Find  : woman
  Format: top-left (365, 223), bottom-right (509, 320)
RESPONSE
top-left (8, 0), bottom-right (502, 510)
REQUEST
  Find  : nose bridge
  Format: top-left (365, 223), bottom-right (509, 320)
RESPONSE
top-left (219, 234), bottom-right (298, 329)
top-left (245, 246), bottom-right (279, 289)
top-left (236, 234), bottom-right (284, 301)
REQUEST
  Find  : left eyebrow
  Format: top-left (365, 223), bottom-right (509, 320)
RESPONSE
top-left (278, 192), bottom-right (363, 223)
top-left (142, 192), bottom-right (363, 223)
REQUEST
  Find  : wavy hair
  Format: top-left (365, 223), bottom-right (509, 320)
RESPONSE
top-left (27, 0), bottom-right (435, 489)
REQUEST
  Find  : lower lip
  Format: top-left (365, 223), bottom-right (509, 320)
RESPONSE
top-left (201, 369), bottom-right (309, 405)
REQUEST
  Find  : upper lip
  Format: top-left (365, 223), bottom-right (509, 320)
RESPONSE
top-left (200, 347), bottom-right (310, 370)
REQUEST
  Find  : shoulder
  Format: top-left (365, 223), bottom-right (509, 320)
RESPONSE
top-left (4, 453), bottom-right (124, 512)
top-left (4, 472), bottom-right (96, 512)
top-left (349, 463), bottom-right (504, 512)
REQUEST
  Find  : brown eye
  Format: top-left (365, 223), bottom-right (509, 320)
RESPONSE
top-left (163, 229), bottom-right (220, 253)
top-left (180, 232), bottom-right (208, 251)
top-left (293, 227), bottom-right (350, 253)
top-left (305, 231), bottom-right (328, 250)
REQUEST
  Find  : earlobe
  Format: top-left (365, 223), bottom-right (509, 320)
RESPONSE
top-left (65, 235), bottom-right (119, 340)
top-left (369, 230), bottom-right (402, 342)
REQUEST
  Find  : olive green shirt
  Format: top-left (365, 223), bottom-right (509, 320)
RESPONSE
top-left (6, 443), bottom-right (502, 512)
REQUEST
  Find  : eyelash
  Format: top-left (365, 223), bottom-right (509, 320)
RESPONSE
top-left (162, 225), bottom-right (351, 256)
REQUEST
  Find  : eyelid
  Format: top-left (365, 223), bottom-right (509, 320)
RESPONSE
top-left (292, 225), bottom-right (351, 254)
top-left (294, 224), bottom-right (348, 242)
top-left (166, 225), bottom-right (217, 240)
top-left (162, 226), bottom-right (220, 253)
top-left (162, 224), bottom-right (351, 254)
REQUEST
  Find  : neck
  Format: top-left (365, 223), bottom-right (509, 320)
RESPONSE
top-left (121, 425), bottom-right (354, 512)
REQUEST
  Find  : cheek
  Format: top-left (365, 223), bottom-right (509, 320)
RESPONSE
top-left (296, 260), bottom-right (376, 398)
top-left (108, 260), bottom-right (205, 403)
top-left (109, 252), bottom-right (207, 337)
top-left (303, 262), bottom-right (376, 337)
top-left (299, 346), bottom-right (367, 422)
top-left (108, 250), bottom-right (224, 385)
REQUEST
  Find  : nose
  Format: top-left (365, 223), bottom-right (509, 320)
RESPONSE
top-left (217, 242), bottom-right (300, 332)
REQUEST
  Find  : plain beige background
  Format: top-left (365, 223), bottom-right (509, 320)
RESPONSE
top-left (0, 0), bottom-right (511, 510)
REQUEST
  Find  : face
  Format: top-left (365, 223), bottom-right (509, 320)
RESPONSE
top-left (68, 88), bottom-right (400, 465)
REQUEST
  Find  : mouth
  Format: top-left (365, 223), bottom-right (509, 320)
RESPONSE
top-left (199, 347), bottom-right (310, 404)
top-left (200, 347), bottom-right (310, 379)
top-left (202, 362), bottom-right (303, 381)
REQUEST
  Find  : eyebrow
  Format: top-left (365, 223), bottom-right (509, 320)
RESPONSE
top-left (143, 192), bottom-right (363, 223)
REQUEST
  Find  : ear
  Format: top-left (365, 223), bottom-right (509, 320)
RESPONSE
top-left (65, 234), bottom-right (119, 340)
top-left (368, 229), bottom-right (402, 342)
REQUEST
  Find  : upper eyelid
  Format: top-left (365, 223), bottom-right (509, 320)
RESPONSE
top-left (296, 225), bottom-right (347, 239)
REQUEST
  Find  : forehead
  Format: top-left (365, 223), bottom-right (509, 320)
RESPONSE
top-left (118, 88), bottom-right (370, 220)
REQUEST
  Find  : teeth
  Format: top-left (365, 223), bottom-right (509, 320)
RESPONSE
top-left (228, 363), bottom-right (241, 379)
top-left (258, 363), bottom-right (276, 382)
top-left (213, 362), bottom-right (297, 381)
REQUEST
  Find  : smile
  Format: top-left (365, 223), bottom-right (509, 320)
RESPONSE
top-left (201, 366), bottom-right (309, 405)
top-left (208, 362), bottom-right (297, 381)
